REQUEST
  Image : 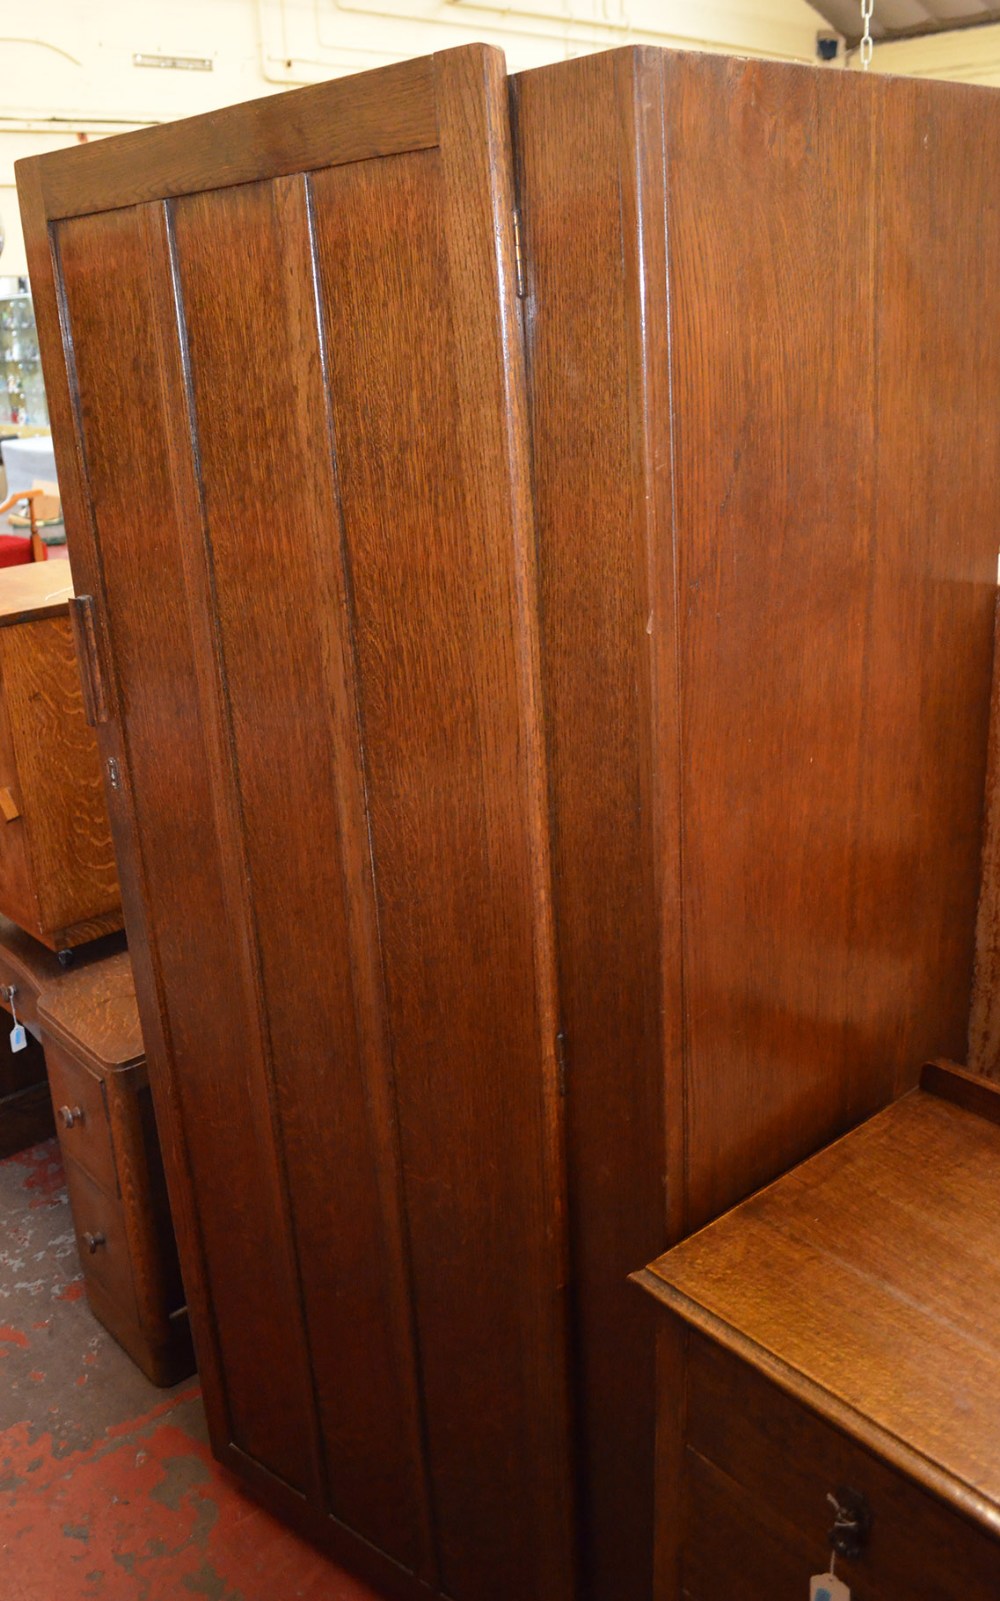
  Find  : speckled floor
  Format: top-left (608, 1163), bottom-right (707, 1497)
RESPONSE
top-left (0, 1140), bottom-right (379, 1601)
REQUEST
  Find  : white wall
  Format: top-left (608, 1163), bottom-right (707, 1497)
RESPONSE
top-left (1, 0), bottom-right (830, 277)
top-left (867, 24), bottom-right (1000, 85)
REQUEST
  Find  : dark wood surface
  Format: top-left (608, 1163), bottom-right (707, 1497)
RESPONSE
top-left (512, 49), bottom-right (677, 1601)
top-left (514, 45), bottom-right (1000, 1601)
top-left (21, 39), bottom-right (1000, 1601)
top-left (969, 595), bottom-right (1000, 1079)
top-left (663, 53), bottom-right (999, 1227)
top-left (684, 1333), bottom-right (1000, 1600)
top-left (0, 1026), bottom-right (53, 1158)
top-left (21, 42), bottom-right (573, 1601)
top-left (637, 1086), bottom-right (1000, 1536)
top-left (921, 1056), bottom-right (1000, 1126)
top-left (23, 56), bottom-right (437, 220)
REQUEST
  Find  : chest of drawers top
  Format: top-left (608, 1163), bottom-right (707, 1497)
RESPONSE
top-left (637, 1062), bottom-right (1000, 1540)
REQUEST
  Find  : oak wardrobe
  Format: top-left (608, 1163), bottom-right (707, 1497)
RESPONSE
top-left (18, 43), bottom-right (1000, 1601)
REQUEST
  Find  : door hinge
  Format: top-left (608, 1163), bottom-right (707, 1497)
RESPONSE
top-left (69, 595), bottom-right (110, 727)
top-left (513, 208), bottom-right (526, 300)
top-left (556, 1030), bottom-right (568, 1096)
top-left (106, 756), bottom-right (121, 792)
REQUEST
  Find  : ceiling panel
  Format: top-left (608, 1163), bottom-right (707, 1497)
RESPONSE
top-left (810, 0), bottom-right (1000, 40)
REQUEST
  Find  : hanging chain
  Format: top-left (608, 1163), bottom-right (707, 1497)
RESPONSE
top-left (860, 0), bottom-right (874, 70)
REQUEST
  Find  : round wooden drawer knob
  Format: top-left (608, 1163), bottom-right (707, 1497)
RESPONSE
top-left (59, 1105), bottom-right (84, 1129)
top-left (83, 1231), bottom-right (106, 1254)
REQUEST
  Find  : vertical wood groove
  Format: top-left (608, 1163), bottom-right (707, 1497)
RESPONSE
top-left (302, 169), bottom-right (441, 1588)
top-left (151, 196), bottom-right (326, 1504)
top-left (41, 207), bottom-right (236, 1450)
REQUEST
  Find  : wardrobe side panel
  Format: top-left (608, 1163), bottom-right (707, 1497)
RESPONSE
top-left (666, 57), bottom-right (880, 1227)
top-left (668, 56), bottom-right (1000, 1228)
top-left (865, 77), bottom-right (1000, 1096)
top-left (514, 46), bottom-right (678, 1601)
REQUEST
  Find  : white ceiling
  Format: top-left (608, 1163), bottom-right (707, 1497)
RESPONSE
top-left (810, 0), bottom-right (1000, 41)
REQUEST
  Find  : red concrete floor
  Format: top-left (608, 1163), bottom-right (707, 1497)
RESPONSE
top-left (0, 1139), bottom-right (380, 1601)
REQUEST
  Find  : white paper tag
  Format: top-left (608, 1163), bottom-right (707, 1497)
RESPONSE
top-left (811, 1577), bottom-right (850, 1601)
top-left (9, 1023), bottom-right (26, 1053)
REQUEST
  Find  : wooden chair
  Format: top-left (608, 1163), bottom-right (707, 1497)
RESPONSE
top-left (0, 490), bottom-right (48, 565)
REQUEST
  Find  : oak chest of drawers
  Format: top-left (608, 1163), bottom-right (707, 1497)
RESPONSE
top-left (38, 948), bottom-right (194, 1387)
top-left (636, 1062), bottom-right (1000, 1600)
top-left (0, 563), bottom-right (122, 952)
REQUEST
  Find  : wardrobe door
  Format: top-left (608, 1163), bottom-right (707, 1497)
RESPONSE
top-left (20, 46), bottom-right (572, 1601)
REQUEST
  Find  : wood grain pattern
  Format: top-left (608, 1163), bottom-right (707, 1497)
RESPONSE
top-left (0, 561), bottom-right (73, 623)
top-left (681, 1450), bottom-right (883, 1601)
top-left (18, 143), bottom-right (237, 1486)
top-left (666, 56), bottom-right (879, 1223)
top-left (2, 615), bottom-right (122, 937)
top-left (512, 47), bottom-right (677, 1601)
top-left (169, 170), bottom-right (432, 1576)
top-left (44, 1038), bottom-right (118, 1194)
top-left (516, 49), bottom-right (1000, 1599)
top-left (0, 668), bottom-right (39, 935)
top-left (686, 1333), bottom-right (1000, 1600)
top-left (640, 1089), bottom-right (1000, 1537)
top-left (853, 72), bottom-right (1000, 1111)
top-left (55, 199), bottom-right (323, 1499)
top-left (921, 1057), bottom-right (1000, 1125)
top-left (38, 948), bottom-right (143, 1069)
top-left (309, 43), bottom-right (573, 1594)
top-left (21, 41), bottom-right (573, 1601)
top-left (969, 597), bottom-right (1000, 1078)
top-left (0, 566), bottom-right (121, 947)
top-left (20, 56), bottom-right (437, 221)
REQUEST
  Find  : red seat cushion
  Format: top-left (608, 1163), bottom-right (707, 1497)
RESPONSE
top-left (0, 537), bottom-right (36, 568)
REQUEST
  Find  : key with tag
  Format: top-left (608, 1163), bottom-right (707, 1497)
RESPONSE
top-left (6, 986), bottom-right (25, 1053)
top-left (811, 1575), bottom-right (850, 1601)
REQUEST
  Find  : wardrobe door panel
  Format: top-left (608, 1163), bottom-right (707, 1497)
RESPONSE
top-left (54, 203), bottom-right (322, 1498)
top-left (22, 44), bottom-right (572, 1601)
top-left (309, 134), bottom-right (571, 1601)
top-left (168, 175), bottom-right (430, 1571)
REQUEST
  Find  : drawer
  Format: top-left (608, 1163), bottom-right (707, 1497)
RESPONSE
top-left (684, 1449), bottom-right (883, 1601)
top-left (685, 1333), bottom-right (1000, 1601)
top-left (62, 1155), bottom-right (136, 1320)
top-left (46, 1039), bottom-right (117, 1196)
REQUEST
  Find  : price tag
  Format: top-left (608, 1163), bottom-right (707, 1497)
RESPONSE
top-left (9, 1022), bottom-right (26, 1052)
top-left (811, 1577), bottom-right (850, 1601)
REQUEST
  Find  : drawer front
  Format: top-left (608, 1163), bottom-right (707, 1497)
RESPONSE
top-left (46, 1040), bottom-right (117, 1195)
top-left (684, 1450), bottom-right (883, 1601)
top-left (62, 1155), bottom-right (136, 1320)
top-left (685, 1333), bottom-right (1000, 1601)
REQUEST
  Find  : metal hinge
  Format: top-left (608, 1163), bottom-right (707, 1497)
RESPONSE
top-left (513, 208), bottom-right (526, 300)
top-left (106, 757), bottom-right (121, 792)
top-left (556, 1030), bottom-right (568, 1096)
